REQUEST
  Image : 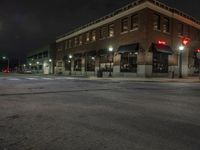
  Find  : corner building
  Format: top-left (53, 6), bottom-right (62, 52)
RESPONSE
top-left (55, 0), bottom-right (200, 77)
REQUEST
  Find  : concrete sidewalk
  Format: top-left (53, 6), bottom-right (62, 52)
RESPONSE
top-left (0, 73), bottom-right (199, 83)
top-left (89, 76), bottom-right (200, 83)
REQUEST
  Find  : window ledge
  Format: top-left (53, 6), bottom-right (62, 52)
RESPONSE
top-left (121, 31), bottom-right (129, 35)
top-left (130, 28), bottom-right (139, 32)
top-left (154, 29), bottom-right (161, 32)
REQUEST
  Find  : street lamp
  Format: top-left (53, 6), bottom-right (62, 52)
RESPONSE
top-left (2, 56), bottom-right (9, 70)
top-left (36, 61), bottom-right (40, 73)
top-left (69, 54), bottom-right (73, 75)
top-left (108, 46), bottom-right (113, 77)
top-left (29, 63), bottom-right (32, 70)
top-left (179, 45), bottom-right (185, 78)
top-left (49, 59), bottom-right (52, 74)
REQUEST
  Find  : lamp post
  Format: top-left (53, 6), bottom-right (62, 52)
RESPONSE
top-left (29, 63), bottom-right (32, 70)
top-left (36, 61), bottom-right (39, 73)
top-left (49, 59), bottom-right (52, 74)
top-left (69, 54), bottom-right (73, 76)
top-left (108, 47), bottom-right (113, 77)
top-left (179, 45), bottom-right (184, 78)
top-left (23, 64), bottom-right (26, 71)
top-left (2, 56), bottom-right (9, 70)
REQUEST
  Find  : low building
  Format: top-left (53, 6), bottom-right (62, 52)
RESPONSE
top-left (26, 44), bottom-right (55, 74)
top-left (55, 0), bottom-right (200, 77)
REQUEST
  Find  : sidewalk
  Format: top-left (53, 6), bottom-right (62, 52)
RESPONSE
top-left (89, 76), bottom-right (200, 83)
top-left (0, 73), bottom-right (199, 83)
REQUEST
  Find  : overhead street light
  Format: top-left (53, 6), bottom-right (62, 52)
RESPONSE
top-left (179, 45), bottom-right (185, 78)
top-left (69, 54), bottom-right (73, 75)
top-left (49, 59), bottom-right (52, 74)
top-left (108, 46), bottom-right (113, 77)
top-left (2, 56), bottom-right (10, 70)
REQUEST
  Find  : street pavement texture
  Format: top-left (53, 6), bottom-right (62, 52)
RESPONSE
top-left (0, 75), bottom-right (200, 150)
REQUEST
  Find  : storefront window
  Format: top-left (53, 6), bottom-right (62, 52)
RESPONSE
top-left (194, 51), bottom-right (200, 73)
top-left (99, 54), bottom-right (113, 72)
top-left (120, 53), bottom-right (137, 73)
top-left (86, 56), bottom-right (95, 71)
top-left (74, 58), bottom-right (82, 71)
top-left (65, 60), bottom-right (71, 71)
top-left (153, 52), bottom-right (168, 73)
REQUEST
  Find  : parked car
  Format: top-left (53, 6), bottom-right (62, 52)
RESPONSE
top-left (23, 69), bottom-right (32, 74)
top-left (2, 68), bottom-right (11, 73)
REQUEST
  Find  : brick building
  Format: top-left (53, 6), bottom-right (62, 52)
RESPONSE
top-left (55, 0), bottom-right (200, 77)
top-left (27, 44), bottom-right (55, 74)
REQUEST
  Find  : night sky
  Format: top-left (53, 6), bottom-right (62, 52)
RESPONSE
top-left (0, 0), bottom-right (200, 61)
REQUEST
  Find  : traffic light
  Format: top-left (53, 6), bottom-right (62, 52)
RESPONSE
top-left (196, 49), bottom-right (200, 53)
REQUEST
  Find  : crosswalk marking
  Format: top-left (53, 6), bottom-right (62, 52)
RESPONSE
top-left (26, 78), bottom-right (39, 80)
top-left (7, 78), bottom-right (21, 81)
top-left (0, 76), bottom-right (86, 81)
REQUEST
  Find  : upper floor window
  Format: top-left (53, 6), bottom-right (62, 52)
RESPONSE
top-left (121, 18), bottom-right (129, 33)
top-left (108, 24), bottom-right (114, 37)
top-left (43, 51), bottom-right (48, 58)
top-left (163, 17), bottom-right (170, 33)
top-left (38, 53), bottom-right (42, 59)
top-left (79, 35), bottom-right (82, 45)
top-left (57, 44), bottom-right (63, 51)
top-left (184, 25), bottom-right (190, 36)
top-left (131, 14), bottom-right (139, 31)
top-left (100, 26), bottom-right (107, 39)
top-left (153, 14), bottom-right (161, 30)
top-left (198, 30), bottom-right (200, 40)
top-left (74, 37), bottom-right (78, 47)
top-left (86, 32), bottom-right (90, 42)
top-left (178, 23), bottom-right (184, 36)
top-left (68, 39), bottom-right (72, 48)
top-left (92, 30), bottom-right (96, 41)
top-left (65, 40), bottom-right (68, 49)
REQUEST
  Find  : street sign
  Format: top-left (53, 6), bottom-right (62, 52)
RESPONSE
top-left (197, 53), bottom-right (200, 59)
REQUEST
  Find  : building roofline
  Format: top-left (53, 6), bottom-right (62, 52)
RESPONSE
top-left (56, 0), bottom-right (200, 43)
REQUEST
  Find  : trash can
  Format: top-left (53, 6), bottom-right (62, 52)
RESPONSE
top-left (97, 70), bottom-right (103, 78)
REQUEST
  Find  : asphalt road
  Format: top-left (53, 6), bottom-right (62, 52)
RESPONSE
top-left (0, 75), bottom-right (200, 150)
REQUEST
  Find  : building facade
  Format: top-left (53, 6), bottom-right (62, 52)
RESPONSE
top-left (55, 0), bottom-right (200, 77)
top-left (27, 44), bottom-right (55, 74)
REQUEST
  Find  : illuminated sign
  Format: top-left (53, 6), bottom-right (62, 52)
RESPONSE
top-left (158, 40), bottom-right (166, 45)
top-left (182, 37), bottom-right (190, 46)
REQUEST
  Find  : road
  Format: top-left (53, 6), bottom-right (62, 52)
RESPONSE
top-left (0, 75), bottom-right (200, 150)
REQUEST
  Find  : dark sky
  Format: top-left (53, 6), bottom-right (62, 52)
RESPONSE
top-left (0, 0), bottom-right (200, 59)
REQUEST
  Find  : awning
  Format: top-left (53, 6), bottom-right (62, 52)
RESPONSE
top-left (84, 50), bottom-right (96, 56)
top-left (74, 53), bottom-right (82, 58)
top-left (150, 43), bottom-right (173, 54)
top-left (97, 49), bottom-right (108, 55)
top-left (118, 43), bottom-right (139, 54)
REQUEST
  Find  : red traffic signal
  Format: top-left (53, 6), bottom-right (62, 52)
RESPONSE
top-left (196, 49), bottom-right (200, 53)
top-left (182, 37), bottom-right (190, 46)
